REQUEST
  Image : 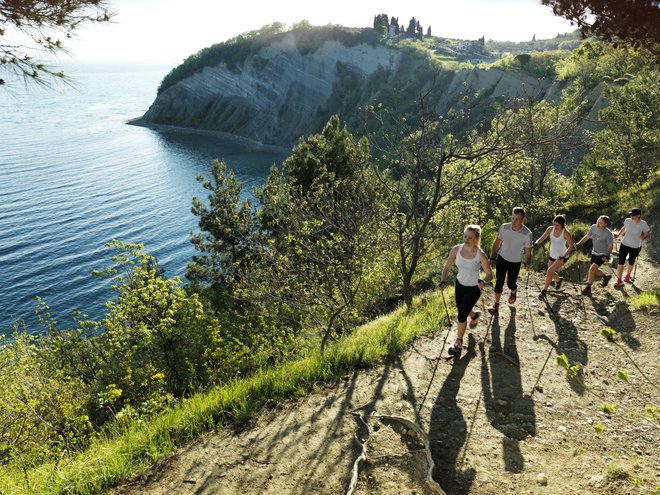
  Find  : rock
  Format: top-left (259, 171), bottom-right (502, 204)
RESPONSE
top-left (557, 425), bottom-right (568, 433)
top-left (497, 399), bottom-right (509, 407)
top-left (588, 475), bottom-right (604, 487)
top-left (537, 473), bottom-right (548, 486)
top-left (394, 401), bottom-right (404, 411)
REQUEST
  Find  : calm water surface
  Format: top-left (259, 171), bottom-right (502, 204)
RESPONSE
top-left (0, 64), bottom-right (286, 331)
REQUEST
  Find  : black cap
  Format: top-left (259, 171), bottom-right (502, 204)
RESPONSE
top-left (629, 208), bottom-right (642, 216)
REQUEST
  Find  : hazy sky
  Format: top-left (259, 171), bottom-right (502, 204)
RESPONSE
top-left (64, 0), bottom-right (576, 65)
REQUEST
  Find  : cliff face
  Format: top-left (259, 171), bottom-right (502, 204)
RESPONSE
top-left (142, 34), bottom-right (401, 147)
top-left (141, 33), bottom-right (598, 150)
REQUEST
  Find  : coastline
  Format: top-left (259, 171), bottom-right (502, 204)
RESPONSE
top-left (127, 118), bottom-right (291, 154)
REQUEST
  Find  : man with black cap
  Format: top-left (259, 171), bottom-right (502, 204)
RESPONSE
top-left (575, 215), bottom-right (614, 295)
top-left (613, 208), bottom-right (651, 287)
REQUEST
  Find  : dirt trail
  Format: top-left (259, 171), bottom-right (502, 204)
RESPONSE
top-left (115, 256), bottom-right (659, 495)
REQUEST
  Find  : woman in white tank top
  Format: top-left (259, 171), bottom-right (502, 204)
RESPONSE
top-left (439, 225), bottom-right (493, 355)
top-left (533, 215), bottom-right (575, 297)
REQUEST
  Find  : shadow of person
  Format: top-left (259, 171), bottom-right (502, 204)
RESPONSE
top-left (481, 310), bottom-right (536, 473)
top-left (606, 299), bottom-right (640, 349)
top-left (429, 337), bottom-right (477, 495)
top-left (547, 298), bottom-right (589, 394)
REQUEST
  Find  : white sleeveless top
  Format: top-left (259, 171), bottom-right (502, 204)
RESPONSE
top-left (549, 228), bottom-right (568, 259)
top-left (455, 244), bottom-right (482, 287)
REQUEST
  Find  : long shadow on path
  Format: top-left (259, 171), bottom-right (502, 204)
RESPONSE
top-left (429, 338), bottom-right (477, 495)
top-left (481, 310), bottom-right (536, 473)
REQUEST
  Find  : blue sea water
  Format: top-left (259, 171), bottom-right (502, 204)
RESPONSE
top-left (0, 63), bottom-right (287, 332)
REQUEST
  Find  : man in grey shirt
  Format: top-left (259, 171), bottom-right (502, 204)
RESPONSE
top-left (488, 207), bottom-right (533, 314)
top-left (576, 215), bottom-right (614, 295)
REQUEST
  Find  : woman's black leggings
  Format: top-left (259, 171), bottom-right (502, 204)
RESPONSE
top-left (455, 280), bottom-right (481, 323)
top-left (494, 255), bottom-right (521, 294)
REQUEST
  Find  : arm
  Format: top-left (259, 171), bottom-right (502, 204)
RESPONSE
top-left (575, 232), bottom-right (590, 247)
top-left (523, 247), bottom-right (532, 269)
top-left (479, 250), bottom-right (493, 285)
top-left (615, 225), bottom-right (626, 239)
top-left (563, 229), bottom-right (576, 258)
top-left (642, 228), bottom-right (651, 241)
top-left (439, 245), bottom-right (458, 289)
top-left (533, 226), bottom-right (552, 248)
top-left (490, 237), bottom-right (502, 261)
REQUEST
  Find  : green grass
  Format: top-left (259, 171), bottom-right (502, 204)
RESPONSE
top-left (0, 290), bottom-right (453, 494)
top-left (629, 287), bottom-right (660, 311)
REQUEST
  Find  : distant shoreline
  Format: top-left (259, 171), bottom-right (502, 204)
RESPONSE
top-left (127, 119), bottom-right (291, 154)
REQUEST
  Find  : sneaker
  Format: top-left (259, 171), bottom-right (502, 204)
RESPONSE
top-left (614, 278), bottom-right (624, 288)
top-left (539, 288), bottom-right (547, 299)
top-left (624, 274), bottom-right (632, 283)
top-left (581, 284), bottom-right (592, 295)
top-left (448, 342), bottom-right (463, 356)
top-left (556, 277), bottom-right (564, 290)
top-left (508, 291), bottom-right (517, 304)
top-left (602, 274), bottom-right (612, 287)
top-left (469, 310), bottom-right (481, 327)
top-left (487, 302), bottom-right (500, 315)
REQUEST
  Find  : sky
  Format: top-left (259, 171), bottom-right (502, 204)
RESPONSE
top-left (55, 0), bottom-right (576, 65)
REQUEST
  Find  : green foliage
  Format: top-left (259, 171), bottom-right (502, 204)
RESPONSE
top-left (255, 116), bottom-right (384, 347)
top-left (585, 67), bottom-right (660, 191)
top-left (599, 326), bottom-right (617, 343)
top-left (616, 369), bottom-right (629, 381)
top-left (556, 353), bottom-right (583, 379)
top-left (187, 160), bottom-right (257, 300)
top-left (604, 463), bottom-right (630, 482)
top-left (629, 287), bottom-right (660, 311)
top-left (555, 42), bottom-right (655, 88)
top-left (600, 402), bottom-right (617, 415)
top-left (593, 421), bottom-right (605, 433)
top-left (0, 329), bottom-right (93, 465)
top-left (0, 289), bottom-right (449, 494)
top-left (0, 0), bottom-right (112, 87)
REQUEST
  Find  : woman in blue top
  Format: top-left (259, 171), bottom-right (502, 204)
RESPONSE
top-left (439, 225), bottom-right (493, 356)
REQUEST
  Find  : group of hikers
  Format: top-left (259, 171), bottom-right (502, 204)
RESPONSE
top-left (438, 207), bottom-right (651, 356)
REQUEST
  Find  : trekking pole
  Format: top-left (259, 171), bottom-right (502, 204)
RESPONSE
top-left (440, 288), bottom-right (452, 328)
top-left (632, 245), bottom-right (641, 283)
top-left (574, 242), bottom-right (586, 312)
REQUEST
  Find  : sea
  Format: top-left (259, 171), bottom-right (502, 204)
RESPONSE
top-left (0, 63), bottom-right (287, 333)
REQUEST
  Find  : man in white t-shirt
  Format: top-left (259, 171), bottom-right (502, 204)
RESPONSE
top-left (613, 208), bottom-right (651, 287)
top-left (488, 207), bottom-right (533, 314)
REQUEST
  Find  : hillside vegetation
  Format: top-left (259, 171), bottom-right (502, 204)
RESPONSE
top-left (1, 23), bottom-right (658, 495)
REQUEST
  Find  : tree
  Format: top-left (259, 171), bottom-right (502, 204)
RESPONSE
top-left (427, 26), bottom-right (432, 38)
top-left (365, 94), bottom-right (578, 309)
top-left (406, 17), bottom-right (417, 36)
top-left (0, 0), bottom-right (112, 86)
top-left (588, 68), bottom-right (660, 190)
top-left (542, 0), bottom-right (660, 54)
top-left (187, 160), bottom-right (258, 303)
top-left (373, 13), bottom-right (389, 35)
top-left (255, 116), bottom-right (381, 349)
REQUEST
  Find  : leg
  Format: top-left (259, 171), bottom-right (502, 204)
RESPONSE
top-left (451, 284), bottom-right (481, 354)
top-left (489, 257), bottom-right (507, 313)
top-left (543, 259), bottom-right (564, 292)
top-left (625, 247), bottom-right (640, 281)
top-left (506, 261), bottom-right (522, 304)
